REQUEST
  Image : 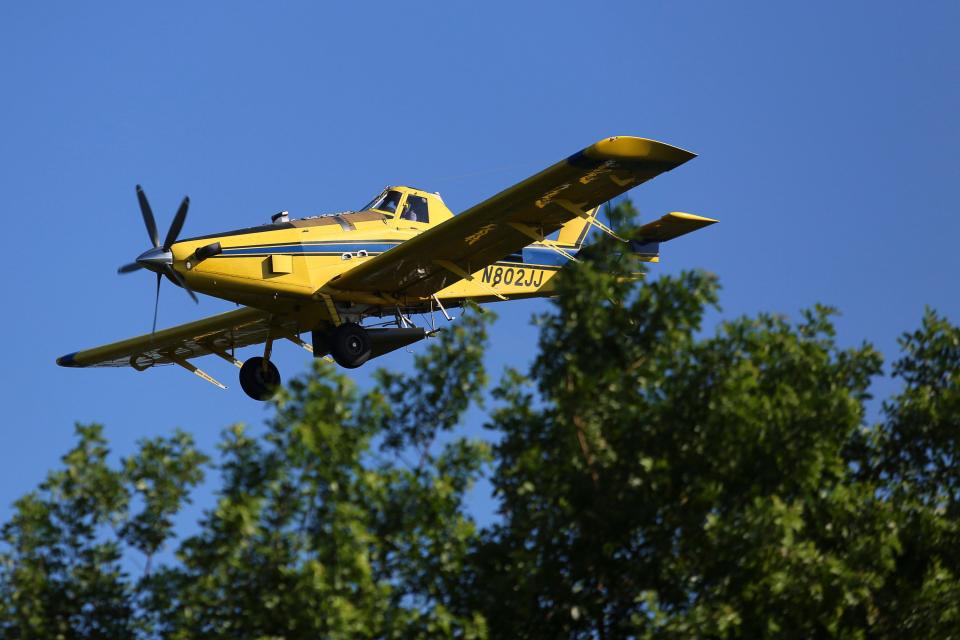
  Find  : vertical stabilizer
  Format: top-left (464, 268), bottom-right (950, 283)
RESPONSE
top-left (556, 207), bottom-right (598, 248)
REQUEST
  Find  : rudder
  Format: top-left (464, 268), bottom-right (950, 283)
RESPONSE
top-left (555, 207), bottom-right (598, 248)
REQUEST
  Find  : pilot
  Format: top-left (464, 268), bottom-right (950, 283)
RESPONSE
top-left (402, 196), bottom-right (427, 222)
top-left (401, 201), bottom-right (417, 222)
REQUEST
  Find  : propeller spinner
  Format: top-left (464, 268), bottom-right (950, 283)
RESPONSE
top-left (118, 185), bottom-right (198, 332)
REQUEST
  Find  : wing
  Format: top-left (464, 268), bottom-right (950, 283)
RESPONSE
top-left (636, 211), bottom-right (718, 242)
top-left (328, 136), bottom-right (695, 299)
top-left (56, 307), bottom-right (300, 369)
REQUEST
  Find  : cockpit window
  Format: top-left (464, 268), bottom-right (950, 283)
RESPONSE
top-left (400, 195), bottom-right (429, 223)
top-left (362, 190), bottom-right (403, 215)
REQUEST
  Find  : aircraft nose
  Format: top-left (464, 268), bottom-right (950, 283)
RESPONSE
top-left (135, 247), bottom-right (174, 272)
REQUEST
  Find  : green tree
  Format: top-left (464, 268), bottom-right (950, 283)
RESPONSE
top-left (457, 203), bottom-right (960, 638)
top-left (0, 426), bottom-right (207, 638)
top-left (146, 311), bottom-right (492, 638)
top-left (858, 310), bottom-right (960, 637)
top-left (2, 198), bottom-right (960, 639)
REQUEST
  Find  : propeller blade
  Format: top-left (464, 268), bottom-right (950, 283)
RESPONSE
top-left (163, 196), bottom-right (190, 251)
top-left (152, 272), bottom-right (161, 333)
top-left (126, 188), bottom-right (198, 320)
top-left (136, 185), bottom-right (161, 248)
top-left (164, 264), bottom-right (198, 304)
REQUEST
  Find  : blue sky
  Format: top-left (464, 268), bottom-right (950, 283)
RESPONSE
top-left (1, 1), bottom-right (957, 525)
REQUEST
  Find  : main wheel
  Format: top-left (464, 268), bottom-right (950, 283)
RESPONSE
top-left (239, 356), bottom-right (281, 401)
top-left (329, 322), bottom-right (372, 369)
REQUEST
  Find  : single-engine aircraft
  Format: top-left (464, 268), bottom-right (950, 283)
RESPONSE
top-left (57, 136), bottom-right (716, 400)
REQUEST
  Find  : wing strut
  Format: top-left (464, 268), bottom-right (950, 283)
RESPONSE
top-left (554, 200), bottom-right (625, 242)
top-left (204, 342), bottom-right (244, 369)
top-left (286, 333), bottom-right (314, 354)
top-left (432, 294), bottom-right (454, 322)
top-left (508, 223), bottom-right (580, 263)
top-left (169, 355), bottom-right (227, 389)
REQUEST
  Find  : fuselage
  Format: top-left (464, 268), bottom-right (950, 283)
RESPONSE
top-left (170, 186), bottom-right (568, 321)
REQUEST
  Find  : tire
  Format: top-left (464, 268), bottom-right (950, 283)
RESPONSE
top-left (239, 356), bottom-right (281, 401)
top-left (329, 322), bottom-right (372, 369)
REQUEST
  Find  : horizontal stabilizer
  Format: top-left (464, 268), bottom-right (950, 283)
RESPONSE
top-left (636, 212), bottom-right (717, 243)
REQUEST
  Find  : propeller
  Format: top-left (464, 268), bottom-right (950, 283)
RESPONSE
top-left (117, 185), bottom-right (198, 332)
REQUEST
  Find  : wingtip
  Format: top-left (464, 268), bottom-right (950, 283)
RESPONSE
top-left (669, 211), bottom-right (719, 224)
top-left (585, 136), bottom-right (697, 165)
top-left (57, 352), bottom-right (80, 368)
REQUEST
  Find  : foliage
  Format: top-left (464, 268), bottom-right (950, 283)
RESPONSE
top-left (0, 427), bottom-right (207, 638)
top-left (2, 200), bottom-right (960, 638)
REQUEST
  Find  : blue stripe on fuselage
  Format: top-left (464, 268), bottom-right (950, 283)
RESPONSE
top-left (215, 242), bottom-right (577, 267)
top-left (220, 242), bottom-right (400, 256)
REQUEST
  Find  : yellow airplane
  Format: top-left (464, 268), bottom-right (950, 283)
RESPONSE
top-left (57, 136), bottom-right (716, 400)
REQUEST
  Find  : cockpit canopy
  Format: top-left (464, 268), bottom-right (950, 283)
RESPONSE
top-left (361, 186), bottom-right (452, 224)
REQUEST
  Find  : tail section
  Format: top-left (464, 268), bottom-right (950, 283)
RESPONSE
top-left (552, 207), bottom-right (717, 262)
top-left (556, 206), bottom-right (599, 248)
top-left (630, 211), bottom-right (718, 262)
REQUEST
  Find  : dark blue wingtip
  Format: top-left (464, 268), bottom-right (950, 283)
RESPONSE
top-left (56, 352), bottom-right (80, 368)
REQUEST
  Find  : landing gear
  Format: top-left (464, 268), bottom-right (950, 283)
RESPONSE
top-left (239, 356), bottom-right (281, 401)
top-left (328, 322), bottom-right (372, 369)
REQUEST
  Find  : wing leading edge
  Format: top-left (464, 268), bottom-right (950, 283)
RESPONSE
top-left (328, 136), bottom-right (696, 300)
top-left (56, 307), bottom-right (291, 369)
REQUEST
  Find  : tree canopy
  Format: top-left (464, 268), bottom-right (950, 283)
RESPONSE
top-left (3, 199), bottom-right (959, 638)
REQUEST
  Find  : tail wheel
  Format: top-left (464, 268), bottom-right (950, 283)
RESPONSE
top-left (239, 356), bottom-right (281, 401)
top-left (329, 322), bottom-right (372, 369)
